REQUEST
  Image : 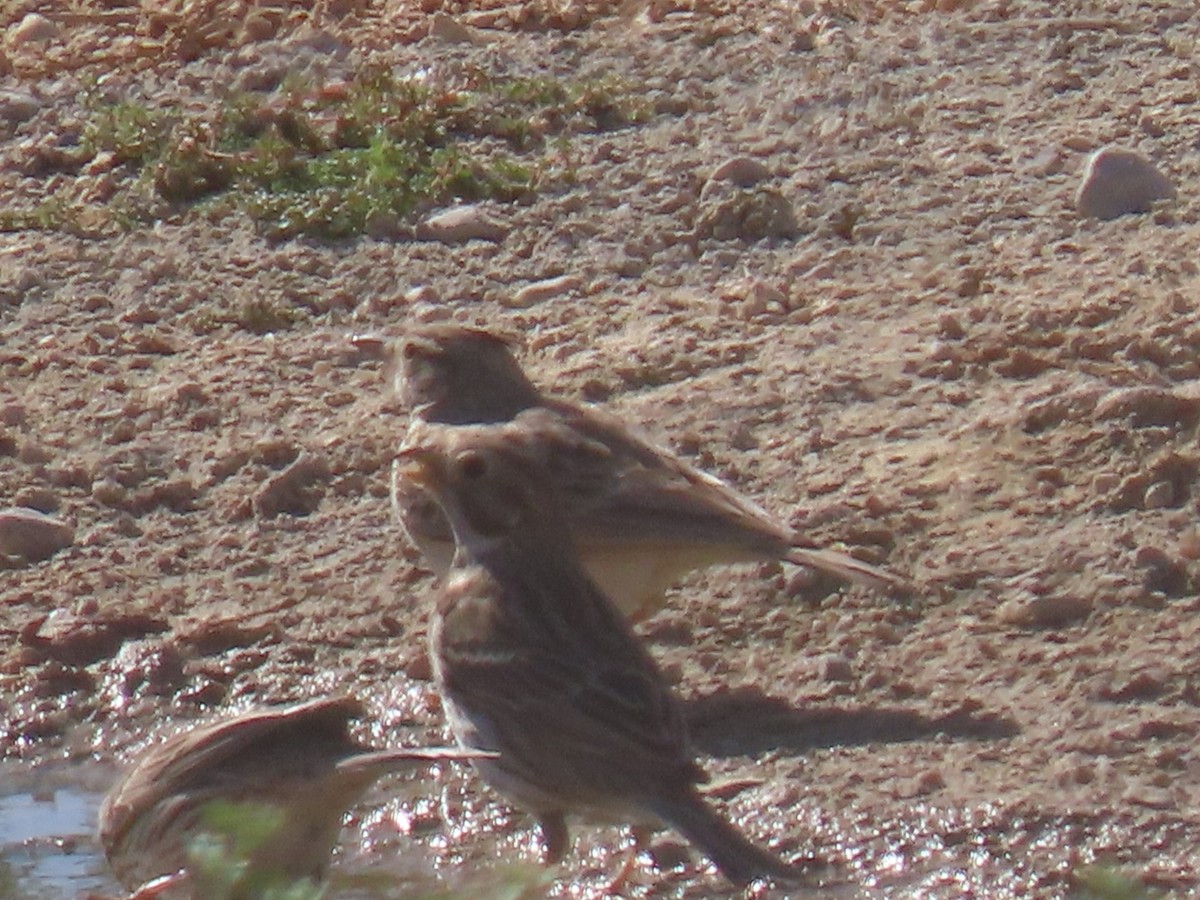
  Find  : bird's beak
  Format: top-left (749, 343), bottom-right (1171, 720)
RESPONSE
top-left (394, 445), bottom-right (440, 490)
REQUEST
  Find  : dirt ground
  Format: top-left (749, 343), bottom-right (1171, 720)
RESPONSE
top-left (3, 1), bottom-right (1200, 897)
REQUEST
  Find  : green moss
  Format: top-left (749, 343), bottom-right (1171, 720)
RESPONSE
top-left (82, 99), bottom-right (172, 166)
top-left (0, 197), bottom-right (73, 233)
top-left (25, 66), bottom-right (651, 240)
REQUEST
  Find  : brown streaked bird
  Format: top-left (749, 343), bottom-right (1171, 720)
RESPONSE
top-left (368, 323), bottom-right (912, 621)
top-left (98, 695), bottom-right (492, 899)
top-left (401, 430), bottom-right (805, 887)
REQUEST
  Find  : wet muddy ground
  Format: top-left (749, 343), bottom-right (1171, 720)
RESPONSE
top-left (3, 1), bottom-right (1200, 897)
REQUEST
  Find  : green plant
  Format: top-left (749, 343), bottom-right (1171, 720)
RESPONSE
top-left (82, 98), bottom-right (172, 165)
top-left (1073, 864), bottom-right (1163, 900)
top-left (186, 801), bottom-right (326, 900)
top-left (17, 65), bottom-right (652, 240)
top-left (182, 799), bottom-right (551, 900)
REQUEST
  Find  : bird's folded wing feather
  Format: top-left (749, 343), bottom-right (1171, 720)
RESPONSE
top-left (523, 405), bottom-right (794, 551)
top-left (436, 563), bottom-right (701, 794)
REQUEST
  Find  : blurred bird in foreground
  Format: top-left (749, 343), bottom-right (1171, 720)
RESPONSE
top-left (355, 324), bottom-right (912, 622)
top-left (98, 695), bottom-right (491, 899)
top-left (401, 429), bottom-right (805, 887)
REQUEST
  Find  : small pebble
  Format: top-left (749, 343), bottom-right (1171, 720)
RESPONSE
top-left (695, 185), bottom-right (799, 242)
top-left (1143, 480), bottom-right (1174, 510)
top-left (416, 205), bottom-right (508, 243)
top-left (240, 12), bottom-right (277, 42)
top-left (792, 29), bottom-right (817, 52)
top-left (12, 487), bottom-right (59, 513)
top-left (0, 89), bottom-right (40, 124)
top-left (1134, 546), bottom-right (1176, 572)
top-left (405, 649), bottom-right (433, 681)
top-left (1093, 385), bottom-right (1200, 427)
top-left (1075, 146), bottom-right (1176, 220)
top-left (1064, 761), bottom-right (1095, 785)
top-left (253, 452), bottom-right (331, 517)
top-left (0, 403), bottom-right (26, 426)
top-left (509, 274), bottom-right (581, 307)
top-left (996, 592), bottom-right (1091, 627)
top-left (1135, 545), bottom-right (1188, 596)
top-left (0, 507), bottom-right (74, 563)
top-left (908, 768), bottom-right (946, 796)
top-left (428, 13), bottom-right (484, 44)
top-left (11, 13), bottom-right (58, 45)
top-left (818, 652), bottom-right (854, 682)
top-left (1178, 529), bottom-right (1200, 560)
top-left (406, 284), bottom-right (440, 305)
top-left (704, 156), bottom-right (771, 194)
top-left (92, 478), bottom-right (127, 508)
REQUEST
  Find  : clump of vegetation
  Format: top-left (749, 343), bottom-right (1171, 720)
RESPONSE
top-left (185, 801), bottom-right (321, 899)
top-left (184, 799), bottom-right (549, 899)
top-left (13, 64), bottom-right (649, 240)
top-left (1073, 864), bottom-right (1163, 900)
top-left (84, 99), bottom-right (173, 166)
top-left (0, 197), bottom-right (76, 234)
top-left (188, 296), bottom-right (310, 336)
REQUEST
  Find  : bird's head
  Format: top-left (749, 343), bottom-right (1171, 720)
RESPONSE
top-left (395, 325), bottom-right (538, 424)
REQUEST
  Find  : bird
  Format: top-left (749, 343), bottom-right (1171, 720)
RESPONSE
top-left (98, 695), bottom-right (491, 898)
top-left (400, 428), bottom-right (805, 887)
top-left (364, 323), bottom-right (912, 621)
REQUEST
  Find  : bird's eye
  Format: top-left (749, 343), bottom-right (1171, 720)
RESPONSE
top-left (458, 452), bottom-right (488, 481)
top-left (401, 342), bottom-right (420, 360)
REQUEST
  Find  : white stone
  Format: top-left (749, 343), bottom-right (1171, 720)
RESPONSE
top-left (509, 275), bottom-right (582, 307)
top-left (416, 206), bottom-right (508, 244)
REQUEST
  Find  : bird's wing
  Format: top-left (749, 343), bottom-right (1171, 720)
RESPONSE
top-left (524, 403), bottom-right (793, 553)
top-left (434, 560), bottom-right (702, 800)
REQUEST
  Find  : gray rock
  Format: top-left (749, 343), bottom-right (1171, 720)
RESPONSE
top-left (428, 13), bottom-right (486, 45)
top-left (11, 13), bottom-right (58, 45)
top-left (702, 156), bottom-right (771, 196)
top-left (0, 507), bottom-right (74, 563)
top-left (1142, 480), bottom-right (1175, 510)
top-left (817, 653), bottom-right (854, 682)
top-left (253, 452), bottom-right (330, 517)
top-left (695, 184), bottom-right (799, 242)
top-left (1093, 384), bottom-right (1200, 427)
top-left (997, 591), bottom-right (1091, 628)
top-left (0, 89), bottom-right (41, 125)
top-left (1075, 146), bottom-right (1175, 220)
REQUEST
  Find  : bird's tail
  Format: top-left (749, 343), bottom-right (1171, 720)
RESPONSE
top-left (337, 746), bottom-right (495, 777)
top-left (651, 791), bottom-right (804, 887)
top-left (786, 546), bottom-right (914, 597)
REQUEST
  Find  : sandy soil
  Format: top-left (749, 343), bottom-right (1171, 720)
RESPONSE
top-left (3, 1), bottom-right (1200, 897)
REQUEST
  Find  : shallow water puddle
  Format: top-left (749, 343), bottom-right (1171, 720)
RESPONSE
top-left (0, 766), bottom-right (120, 898)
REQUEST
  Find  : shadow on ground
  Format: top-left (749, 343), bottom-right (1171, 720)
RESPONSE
top-left (684, 687), bottom-right (1019, 758)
